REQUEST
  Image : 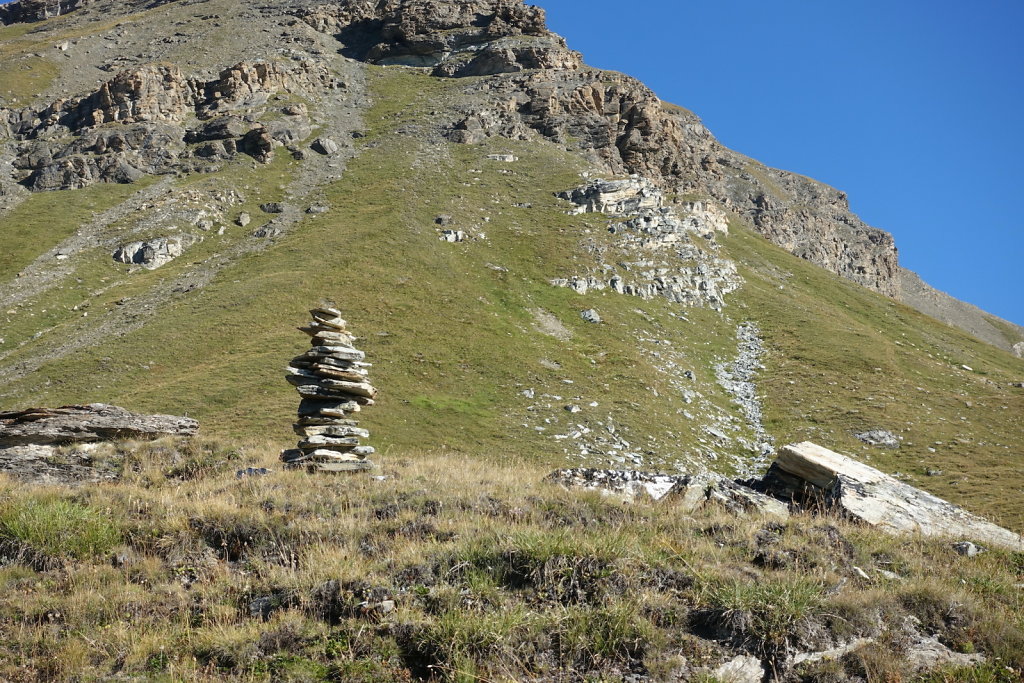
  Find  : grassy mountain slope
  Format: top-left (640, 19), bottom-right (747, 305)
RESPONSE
top-left (1, 67), bottom-right (1022, 529)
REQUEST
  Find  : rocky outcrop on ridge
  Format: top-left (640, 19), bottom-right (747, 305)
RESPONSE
top-left (296, 0), bottom-right (581, 76)
top-left (552, 176), bottom-right (742, 310)
top-left (899, 267), bottom-right (1024, 352)
top-left (0, 0), bottom-right (92, 24)
top-left (3, 59), bottom-right (339, 190)
top-left (438, 68), bottom-right (902, 297)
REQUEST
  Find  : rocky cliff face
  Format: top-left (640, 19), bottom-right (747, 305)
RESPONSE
top-left (2, 58), bottom-right (339, 190)
top-left (434, 68), bottom-right (901, 296)
top-left (0, 0), bottom-right (90, 23)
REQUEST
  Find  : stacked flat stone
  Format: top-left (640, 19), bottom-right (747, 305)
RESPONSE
top-left (280, 307), bottom-right (377, 472)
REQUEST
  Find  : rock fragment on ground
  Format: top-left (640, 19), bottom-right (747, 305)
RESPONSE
top-left (113, 236), bottom-right (191, 269)
top-left (855, 429), bottom-right (900, 448)
top-left (0, 404), bottom-right (198, 447)
top-left (757, 441), bottom-right (1024, 550)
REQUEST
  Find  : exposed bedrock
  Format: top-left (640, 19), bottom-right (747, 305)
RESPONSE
top-left (2, 59), bottom-right (339, 190)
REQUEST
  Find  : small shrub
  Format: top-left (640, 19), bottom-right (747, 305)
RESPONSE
top-left (693, 575), bottom-right (825, 655)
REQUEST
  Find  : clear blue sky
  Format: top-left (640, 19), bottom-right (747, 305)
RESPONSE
top-left (545, 0), bottom-right (1024, 326)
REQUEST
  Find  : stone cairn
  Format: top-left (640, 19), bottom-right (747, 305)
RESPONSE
top-left (280, 307), bottom-right (377, 472)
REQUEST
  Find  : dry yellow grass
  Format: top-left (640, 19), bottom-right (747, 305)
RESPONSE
top-left (0, 438), bottom-right (1020, 681)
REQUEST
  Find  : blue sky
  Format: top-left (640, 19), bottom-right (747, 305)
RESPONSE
top-left (545, 0), bottom-right (1024, 326)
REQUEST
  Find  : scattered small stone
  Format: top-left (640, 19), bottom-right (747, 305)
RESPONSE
top-left (306, 204), bottom-right (329, 214)
top-left (435, 215), bottom-right (453, 226)
top-left (236, 467), bottom-right (271, 479)
top-left (581, 308), bottom-right (601, 323)
top-left (952, 541), bottom-right (984, 557)
top-left (312, 137), bottom-right (339, 155)
top-left (236, 212), bottom-right (251, 227)
top-left (252, 222), bottom-right (283, 239)
top-left (486, 154), bottom-right (517, 162)
top-left (549, 468), bottom-right (789, 518)
top-left (439, 230), bottom-right (467, 243)
top-left (565, 405), bottom-right (581, 414)
top-left (259, 202), bottom-right (285, 214)
top-left (712, 655), bottom-right (764, 683)
top-left (113, 237), bottom-right (190, 270)
top-left (855, 429), bottom-right (901, 449)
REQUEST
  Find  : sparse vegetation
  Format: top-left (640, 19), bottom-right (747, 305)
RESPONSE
top-left (0, 439), bottom-right (1019, 681)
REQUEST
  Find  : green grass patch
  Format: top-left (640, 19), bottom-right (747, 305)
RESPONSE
top-left (724, 221), bottom-right (1024, 528)
top-left (0, 496), bottom-right (121, 562)
top-left (0, 178), bottom-right (157, 280)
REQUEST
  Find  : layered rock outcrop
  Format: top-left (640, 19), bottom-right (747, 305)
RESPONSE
top-left (755, 442), bottom-right (1024, 550)
top-left (552, 176), bottom-right (742, 310)
top-left (0, 403), bottom-right (198, 446)
top-left (297, 0), bottom-right (581, 76)
top-left (5, 59), bottom-right (337, 190)
top-left (0, 0), bottom-right (92, 24)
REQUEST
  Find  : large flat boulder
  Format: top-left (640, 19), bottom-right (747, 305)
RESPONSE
top-left (0, 404), bottom-right (198, 447)
top-left (768, 442), bottom-right (1023, 550)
